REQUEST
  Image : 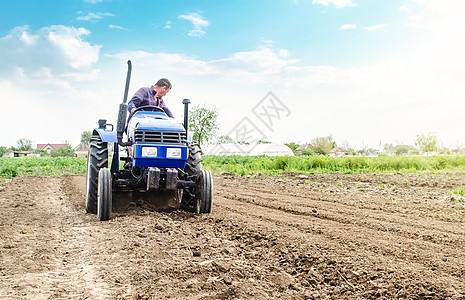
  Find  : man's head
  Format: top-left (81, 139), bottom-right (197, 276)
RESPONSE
top-left (153, 78), bottom-right (172, 98)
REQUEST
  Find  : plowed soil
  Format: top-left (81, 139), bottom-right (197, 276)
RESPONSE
top-left (1, 172), bottom-right (465, 299)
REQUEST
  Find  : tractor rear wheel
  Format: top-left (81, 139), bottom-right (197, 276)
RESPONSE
top-left (86, 135), bottom-right (108, 214)
top-left (180, 143), bottom-right (203, 211)
top-left (185, 142), bottom-right (202, 175)
top-left (195, 170), bottom-right (213, 214)
top-left (97, 167), bottom-right (112, 221)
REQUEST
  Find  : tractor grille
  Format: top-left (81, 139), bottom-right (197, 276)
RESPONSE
top-left (134, 130), bottom-right (186, 144)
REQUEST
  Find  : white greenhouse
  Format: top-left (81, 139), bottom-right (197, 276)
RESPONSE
top-left (203, 143), bottom-right (294, 156)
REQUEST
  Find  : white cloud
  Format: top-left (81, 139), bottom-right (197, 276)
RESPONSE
top-left (178, 13), bottom-right (210, 37)
top-left (340, 24), bottom-right (357, 30)
top-left (47, 26), bottom-right (100, 69)
top-left (109, 25), bottom-right (128, 30)
top-left (312, 0), bottom-right (356, 8)
top-left (106, 36), bottom-right (465, 148)
top-left (20, 30), bottom-right (38, 45)
top-left (77, 12), bottom-right (115, 21)
top-left (111, 46), bottom-right (298, 84)
top-left (399, 5), bottom-right (410, 12)
top-left (405, 0), bottom-right (465, 31)
top-left (0, 25), bottom-right (101, 84)
top-left (164, 21), bottom-right (172, 29)
top-left (1, 7), bottom-right (465, 149)
top-left (363, 24), bottom-right (387, 31)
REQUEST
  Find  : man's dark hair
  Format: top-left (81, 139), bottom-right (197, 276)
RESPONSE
top-left (155, 78), bottom-right (172, 89)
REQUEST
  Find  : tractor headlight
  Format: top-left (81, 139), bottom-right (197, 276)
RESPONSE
top-left (166, 147), bottom-right (182, 158)
top-left (142, 147), bottom-right (157, 157)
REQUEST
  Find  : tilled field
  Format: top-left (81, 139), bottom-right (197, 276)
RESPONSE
top-left (1, 172), bottom-right (465, 299)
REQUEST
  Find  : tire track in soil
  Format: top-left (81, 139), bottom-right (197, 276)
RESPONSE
top-left (0, 177), bottom-right (110, 299)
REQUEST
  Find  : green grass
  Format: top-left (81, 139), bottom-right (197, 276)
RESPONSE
top-left (0, 157), bottom-right (87, 179)
top-left (2, 155), bottom-right (465, 181)
top-left (450, 188), bottom-right (465, 196)
top-left (202, 155), bottom-right (465, 175)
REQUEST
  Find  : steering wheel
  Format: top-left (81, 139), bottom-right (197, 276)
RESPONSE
top-left (131, 105), bottom-right (165, 115)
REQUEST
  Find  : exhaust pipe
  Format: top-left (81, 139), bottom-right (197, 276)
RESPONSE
top-left (117, 60), bottom-right (133, 146)
top-left (182, 98), bottom-right (190, 136)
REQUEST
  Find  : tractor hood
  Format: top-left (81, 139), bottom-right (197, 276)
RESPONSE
top-left (127, 111), bottom-right (185, 135)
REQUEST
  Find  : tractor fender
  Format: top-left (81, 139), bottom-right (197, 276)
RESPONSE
top-left (92, 128), bottom-right (117, 143)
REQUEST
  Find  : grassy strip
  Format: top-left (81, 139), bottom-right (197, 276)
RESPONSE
top-left (2, 155), bottom-right (465, 182)
top-left (202, 155), bottom-right (465, 175)
top-left (0, 157), bottom-right (87, 180)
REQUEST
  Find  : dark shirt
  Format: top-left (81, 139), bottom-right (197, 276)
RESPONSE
top-left (127, 86), bottom-right (174, 118)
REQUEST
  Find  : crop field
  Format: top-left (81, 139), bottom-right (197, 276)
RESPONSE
top-left (1, 156), bottom-right (465, 298)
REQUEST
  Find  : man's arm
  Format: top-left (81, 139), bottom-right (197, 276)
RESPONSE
top-left (158, 98), bottom-right (174, 118)
top-left (163, 106), bottom-right (174, 118)
top-left (127, 88), bottom-right (146, 113)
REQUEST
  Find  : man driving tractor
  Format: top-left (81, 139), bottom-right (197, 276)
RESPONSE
top-left (127, 78), bottom-right (174, 118)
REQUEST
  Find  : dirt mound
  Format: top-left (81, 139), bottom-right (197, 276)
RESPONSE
top-left (1, 173), bottom-right (465, 299)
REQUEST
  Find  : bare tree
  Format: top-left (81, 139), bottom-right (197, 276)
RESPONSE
top-left (14, 139), bottom-right (33, 151)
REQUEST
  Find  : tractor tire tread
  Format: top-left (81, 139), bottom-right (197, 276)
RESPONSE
top-left (86, 135), bottom-right (108, 214)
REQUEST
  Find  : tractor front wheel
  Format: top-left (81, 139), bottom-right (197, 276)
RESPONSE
top-left (97, 167), bottom-right (112, 221)
top-left (195, 170), bottom-right (213, 214)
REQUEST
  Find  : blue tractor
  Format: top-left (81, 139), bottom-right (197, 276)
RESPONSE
top-left (85, 60), bottom-right (213, 221)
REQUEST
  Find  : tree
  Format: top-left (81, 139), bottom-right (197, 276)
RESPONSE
top-left (285, 142), bottom-right (300, 155)
top-left (33, 149), bottom-right (49, 157)
top-left (383, 143), bottom-right (394, 155)
top-left (0, 146), bottom-right (9, 157)
top-left (395, 146), bottom-right (409, 156)
top-left (50, 145), bottom-right (75, 157)
top-left (415, 133), bottom-right (438, 154)
top-left (13, 138), bottom-right (33, 151)
top-left (188, 105), bottom-right (219, 146)
top-left (307, 136), bottom-right (334, 155)
top-left (81, 131), bottom-right (92, 146)
top-left (301, 148), bottom-right (316, 156)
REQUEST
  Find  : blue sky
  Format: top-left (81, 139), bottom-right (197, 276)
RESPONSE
top-left (1, 0), bottom-right (464, 150)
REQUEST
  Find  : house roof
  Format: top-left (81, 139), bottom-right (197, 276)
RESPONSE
top-left (37, 143), bottom-right (68, 150)
top-left (295, 144), bottom-right (309, 151)
top-left (74, 143), bottom-right (89, 151)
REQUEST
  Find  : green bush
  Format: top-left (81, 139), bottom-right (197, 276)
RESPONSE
top-left (50, 147), bottom-right (75, 157)
top-left (0, 166), bottom-right (18, 178)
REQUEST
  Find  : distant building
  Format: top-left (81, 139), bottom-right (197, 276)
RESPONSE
top-left (204, 143), bottom-right (295, 156)
top-left (8, 151), bottom-right (33, 157)
top-left (329, 147), bottom-right (345, 157)
top-left (295, 144), bottom-right (309, 156)
top-left (37, 143), bottom-right (68, 153)
top-left (74, 143), bottom-right (89, 158)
